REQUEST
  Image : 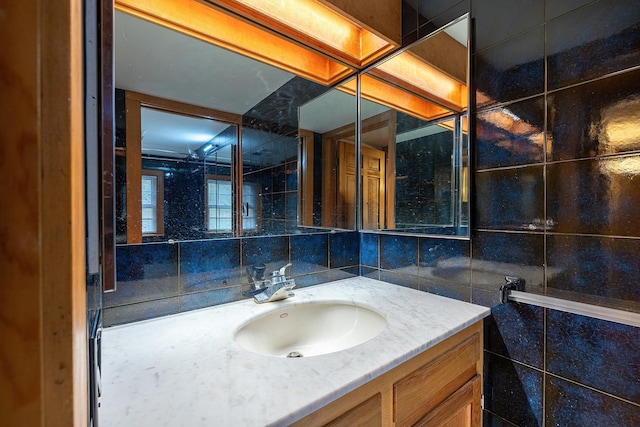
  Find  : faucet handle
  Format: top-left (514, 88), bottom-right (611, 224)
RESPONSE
top-left (279, 263), bottom-right (292, 276)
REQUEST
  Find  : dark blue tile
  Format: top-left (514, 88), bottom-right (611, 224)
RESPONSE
top-left (547, 310), bottom-right (640, 404)
top-left (547, 0), bottom-right (640, 90)
top-left (329, 232), bottom-right (359, 268)
top-left (272, 193), bottom-right (285, 219)
top-left (379, 270), bottom-right (419, 290)
top-left (103, 297), bottom-right (180, 327)
top-left (547, 235), bottom-right (640, 305)
top-left (547, 155), bottom-right (640, 236)
top-left (285, 193), bottom-right (297, 220)
top-left (286, 163), bottom-right (297, 191)
top-left (417, 0), bottom-right (469, 37)
top-left (418, 279), bottom-right (470, 302)
top-left (476, 97), bottom-right (545, 169)
top-left (107, 243), bottom-right (179, 307)
top-left (472, 0), bottom-right (544, 50)
top-left (116, 243), bottom-right (177, 282)
top-left (483, 352), bottom-right (543, 427)
top-left (485, 303), bottom-right (544, 368)
top-left (474, 27), bottom-right (544, 108)
top-left (545, 0), bottom-right (593, 21)
top-left (547, 69), bottom-right (640, 162)
top-left (483, 411), bottom-right (519, 427)
top-left (402, 0), bottom-right (419, 38)
top-left (472, 288), bottom-right (502, 308)
top-left (360, 266), bottom-right (380, 280)
top-left (180, 239), bottom-right (241, 293)
top-left (418, 237), bottom-right (470, 284)
top-left (290, 233), bottom-right (328, 275)
top-left (326, 266), bottom-right (359, 281)
top-left (242, 235), bottom-right (289, 275)
top-left (293, 271), bottom-right (331, 289)
top-left (360, 232), bottom-right (379, 267)
top-left (474, 166), bottom-right (544, 231)
top-left (546, 375), bottom-right (640, 426)
top-left (417, 0), bottom-right (467, 26)
top-left (180, 287), bottom-right (240, 312)
top-left (380, 234), bottom-right (418, 271)
top-left (471, 232), bottom-right (544, 292)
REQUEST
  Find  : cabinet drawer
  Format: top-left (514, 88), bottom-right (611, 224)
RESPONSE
top-left (393, 333), bottom-right (480, 427)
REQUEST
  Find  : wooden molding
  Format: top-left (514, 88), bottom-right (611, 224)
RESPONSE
top-left (1, 0), bottom-right (88, 425)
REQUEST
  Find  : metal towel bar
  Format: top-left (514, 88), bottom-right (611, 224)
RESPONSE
top-left (500, 278), bottom-right (640, 328)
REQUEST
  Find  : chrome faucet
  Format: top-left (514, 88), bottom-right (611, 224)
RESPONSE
top-left (253, 263), bottom-right (296, 303)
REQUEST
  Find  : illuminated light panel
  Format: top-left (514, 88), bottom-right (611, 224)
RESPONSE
top-left (371, 51), bottom-right (468, 112)
top-left (115, 0), bottom-right (354, 86)
top-left (360, 74), bottom-right (452, 122)
top-left (208, 0), bottom-right (397, 67)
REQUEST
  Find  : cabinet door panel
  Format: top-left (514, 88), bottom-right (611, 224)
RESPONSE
top-left (325, 393), bottom-right (382, 427)
top-left (413, 375), bottom-right (481, 427)
top-left (393, 333), bottom-right (480, 427)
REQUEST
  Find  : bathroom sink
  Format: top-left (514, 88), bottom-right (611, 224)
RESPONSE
top-left (234, 302), bottom-right (387, 358)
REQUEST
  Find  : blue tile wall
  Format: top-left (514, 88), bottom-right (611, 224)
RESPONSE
top-left (485, 303), bottom-right (544, 369)
top-left (329, 231), bottom-right (359, 268)
top-left (472, 0), bottom-right (544, 51)
top-left (546, 375), bottom-right (640, 426)
top-left (360, 233), bottom-right (379, 267)
top-left (547, 234), bottom-right (640, 304)
top-left (105, 231), bottom-right (346, 326)
top-left (474, 27), bottom-right (545, 108)
top-left (476, 96), bottom-right (545, 169)
top-left (547, 155), bottom-right (640, 236)
top-left (474, 166), bottom-right (544, 231)
top-left (180, 239), bottom-right (241, 293)
top-left (483, 352), bottom-right (543, 427)
top-left (468, 0), bottom-right (640, 424)
top-left (379, 234), bottom-right (418, 271)
top-left (546, 0), bottom-right (640, 90)
top-left (290, 233), bottom-right (328, 275)
top-left (546, 310), bottom-right (640, 404)
top-left (547, 68), bottom-right (640, 162)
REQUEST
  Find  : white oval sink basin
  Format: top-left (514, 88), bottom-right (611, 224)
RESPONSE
top-left (234, 302), bottom-right (387, 358)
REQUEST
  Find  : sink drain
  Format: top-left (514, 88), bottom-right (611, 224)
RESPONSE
top-left (287, 351), bottom-right (304, 358)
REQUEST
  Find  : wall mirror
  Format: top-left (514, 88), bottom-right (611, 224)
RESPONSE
top-left (298, 81), bottom-right (358, 230)
top-left (114, 9), bottom-right (356, 244)
top-left (358, 15), bottom-right (470, 237)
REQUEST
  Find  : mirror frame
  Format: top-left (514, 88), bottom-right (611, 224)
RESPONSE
top-left (123, 91), bottom-right (242, 243)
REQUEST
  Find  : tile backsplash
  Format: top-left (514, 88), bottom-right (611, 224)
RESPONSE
top-left (104, 231), bottom-right (359, 325)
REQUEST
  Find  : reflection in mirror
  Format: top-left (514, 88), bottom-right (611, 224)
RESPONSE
top-left (114, 10), bottom-right (355, 244)
top-left (298, 80), bottom-right (357, 230)
top-left (359, 15), bottom-right (470, 237)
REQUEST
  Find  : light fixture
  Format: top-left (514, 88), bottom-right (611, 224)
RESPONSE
top-left (115, 0), bottom-right (359, 85)
top-left (206, 0), bottom-right (399, 68)
top-left (368, 51), bottom-right (468, 113)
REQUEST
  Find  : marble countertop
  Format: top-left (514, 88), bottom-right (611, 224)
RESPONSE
top-left (100, 277), bottom-right (490, 426)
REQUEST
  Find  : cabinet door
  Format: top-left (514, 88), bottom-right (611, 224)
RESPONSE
top-left (413, 375), bottom-right (481, 427)
top-left (325, 393), bottom-right (382, 427)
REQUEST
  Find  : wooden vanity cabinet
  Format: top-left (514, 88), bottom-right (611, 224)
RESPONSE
top-left (291, 321), bottom-right (483, 427)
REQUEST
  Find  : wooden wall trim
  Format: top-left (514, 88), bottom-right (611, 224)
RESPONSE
top-left (0, 1), bottom-right (43, 424)
top-left (125, 94), bottom-right (143, 243)
top-left (41, 0), bottom-right (88, 425)
top-left (1, 0), bottom-right (87, 425)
